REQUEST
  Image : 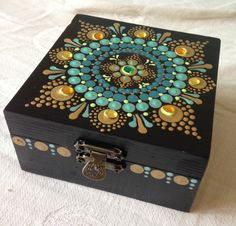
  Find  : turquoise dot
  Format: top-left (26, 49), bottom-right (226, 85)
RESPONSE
top-left (81, 47), bottom-right (92, 54)
top-left (113, 94), bottom-right (126, 102)
top-left (75, 85), bottom-right (87, 93)
top-left (160, 94), bottom-right (173, 103)
top-left (127, 95), bottom-right (138, 103)
top-left (147, 41), bottom-right (157, 47)
top-left (82, 60), bottom-right (91, 66)
top-left (81, 67), bottom-right (90, 73)
top-left (74, 53), bottom-right (85, 60)
top-left (101, 46), bottom-right (110, 52)
top-left (173, 58), bottom-right (185, 65)
top-left (69, 60), bottom-right (81, 68)
top-left (100, 39), bottom-right (110, 45)
top-left (140, 93), bottom-right (149, 101)
top-left (166, 51), bottom-right (176, 58)
top-left (94, 86), bottom-right (104, 93)
top-left (173, 81), bottom-right (186, 89)
top-left (122, 36), bottom-right (132, 43)
top-left (96, 97), bottom-right (108, 106)
top-left (84, 91), bottom-right (97, 100)
top-left (158, 45), bottom-right (168, 51)
top-left (190, 179), bottom-right (198, 183)
top-left (168, 88), bottom-right (181, 96)
top-left (103, 91), bottom-right (113, 98)
top-left (149, 99), bottom-right (162, 108)
top-left (110, 37), bottom-right (120, 43)
top-left (68, 68), bottom-right (80, 76)
top-left (122, 103), bottom-right (135, 113)
top-left (176, 73), bottom-right (187, 81)
top-left (89, 42), bottom-right (100, 49)
top-left (134, 38), bottom-right (145, 44)
top-left (175, 66), bottom-right (187, 73)
top-left (136, 102), bottom-right (149, 111)
top-left (81, 74), bottom-right (91, 81)
top-left (108, 101), bottom-right (121, 110)
top-left (68, 77), bottom-right (81, 85)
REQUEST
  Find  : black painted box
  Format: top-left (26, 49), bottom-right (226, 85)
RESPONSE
top-left (4, 14), bottom-right (220, 212)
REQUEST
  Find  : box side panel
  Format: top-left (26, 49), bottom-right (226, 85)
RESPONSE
top-left (10, 134), bottom-right (200, 212)
top-left (4, 110), bottom-right (208, 179)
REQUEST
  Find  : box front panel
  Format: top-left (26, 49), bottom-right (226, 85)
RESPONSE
top-left (11, 135), bottom-right (200, 212)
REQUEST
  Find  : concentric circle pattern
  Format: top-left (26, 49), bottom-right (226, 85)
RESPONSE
top-left (26, 19), bottom-right (216, 138)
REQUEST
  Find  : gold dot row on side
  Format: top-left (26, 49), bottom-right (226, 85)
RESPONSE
top-left (12, 136), bottom-right (71, 157)
top-left (130, 164), bottom-right (190, 185)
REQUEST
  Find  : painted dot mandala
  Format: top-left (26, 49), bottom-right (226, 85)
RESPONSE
top-left (26, 19), bottom-right (216, 139)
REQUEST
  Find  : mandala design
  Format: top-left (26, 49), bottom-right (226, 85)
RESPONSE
top-left (25, 19), bottom-right (216, 139)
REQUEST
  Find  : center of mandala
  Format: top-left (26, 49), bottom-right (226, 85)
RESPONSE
top-left (121, 65), bottom-right (136, 76)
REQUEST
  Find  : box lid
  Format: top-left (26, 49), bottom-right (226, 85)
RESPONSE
top-left (4, 14), bottom-right (220, 178)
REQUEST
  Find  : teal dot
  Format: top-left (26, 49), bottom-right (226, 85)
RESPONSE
top-left (110, 37), bottom-right (120, 43)
top-left (81, 74), bottom-right (91, 81)
top-left (165, 51), bottom-right (176, 58)
top-left (69, 60), bottom-right (81, 68)
top-left (127, 95), bottom-right (138, 103)
top-left (147, 41), bottom-right (157, 47)
top-left (89, 42), bottom-right (100, 49)
top-left (108, 101), bottom-right (122, 110)
top-left (81, 47), bottom-right (92, 54)
top-left (113, 94), bottom-right (126, 102)
top-left (173, 81), bottom-right (186, 89)
top-left (67, 68), bottom-right (80, 76)
top-left (160, 94), bottom-right (173, 103)
top-left (176, 73), bottom-right (187, 81)
top-left (96, 97), bottom-right (108, 106)
top-left (82, 60), bottom-right (91, 66)
top-left (175, 66), bottom-right (187, 73)
top-left (81, 67), bottom-right (90, 73)
top-left (74, 53), bottom-right (85, 60)
top-left (122, 36), bottom-right (132, 43)
top-left (136, 102), bottom-right (149, 111)
top-left (173, 58), bottom-right (185, 65)
top-left (75, 85), bottom-right (87, 93)
top-left (84, 91), bottom-right (97, 100)
top-left (122, 103), bottom-right (135, 113)
top-left (134, 38), bottom-right (145, 44)
top-left (68, 77), bottom-right (81, 85)
top-left (149, 99), bottom-right (162, 108)
top-left (168, 88), bottom-right (181, 96)
top-left (158, 45), bottom-right (168, 51)
top-left (100, 39), bottom-right (110, 45)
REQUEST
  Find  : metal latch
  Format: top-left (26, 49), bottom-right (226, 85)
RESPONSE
top-left (74, 139), bottom-right (125, 181)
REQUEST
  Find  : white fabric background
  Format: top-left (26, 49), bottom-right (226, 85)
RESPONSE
top-left (0, 0), bottom-right (236, 225)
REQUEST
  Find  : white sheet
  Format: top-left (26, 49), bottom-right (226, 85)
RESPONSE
top-left (1, 0), bottom-right (236, 225)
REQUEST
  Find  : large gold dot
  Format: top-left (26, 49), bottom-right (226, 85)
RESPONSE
top-left (34, 141), bottom-right (48, 151)
top-left (12, 136), bottom-right (26, 146)
top-left (130, 164), bottom-right (144, 174)
top-left (134, 30), bottom-right (149, 38)
top-left (175, 45), bottom-right (195, 57)
top-left (104, 109), bottom-right (118, 119)
top-left (98, 109), bottom-right (119, 124)
top-left (57, 147), bottom-right (71, 157)
top-left (159, 105), bottom-right (183, 123)
top-left (150, 170), bottom-right (165, 179)
top-left (51, 85), bottom-right (74, 101)
top-left (188, 77), bottom-right (207, 89)
top-left (56, 51), bottom-right (73, 61)
top-left (87, 30), bottom-right (105, 40)
top-left (173, 175), bottom-right (189, 185)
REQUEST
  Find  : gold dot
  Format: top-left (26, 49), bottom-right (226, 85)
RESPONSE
top-left (188, 77), bottom-right (207, 89)
top-left (130, 164), bottom-right (144, 174)
top-left (12, 136), bottom-right (26, 146)
top-left (160, 105), bottom-right (176, 116)
top-left (34, 141), bottom-right (48, 151)
top-left (134, 30), bottom-right (149, 38)
top-left (175, 45), bottom-right (195, 57)
top-left (151, 170), bottom-right (165, 179)
top-left (98, 109), bottom-right (119, 125)
top-left (57, 147), bottom-right (71, 157)
top-left (87, 30), bottom-right (105, 40)
top-left (173, 175), bottom-right (189, 185)
top-left (56, 51), bottom-right (73, 61)
top-left (104, 109), bottom-right (118, 119)
top-left (175, 46), bottom-right (187, 56)
top-left (51, 85), bottom-right (74, 101)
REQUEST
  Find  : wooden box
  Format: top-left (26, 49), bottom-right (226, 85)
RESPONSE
top-left (4, 14), bottom-right (220, 211)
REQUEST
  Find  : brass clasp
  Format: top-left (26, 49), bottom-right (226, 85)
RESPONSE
top-left (75, 140), bottom-right (125, 181)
